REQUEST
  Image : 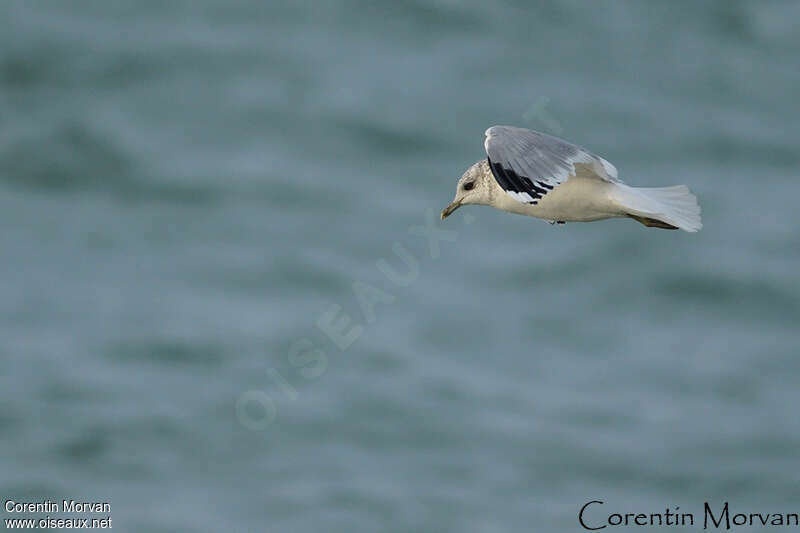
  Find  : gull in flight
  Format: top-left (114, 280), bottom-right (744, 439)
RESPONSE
top-left (441, 126), bottom-right (701, 232)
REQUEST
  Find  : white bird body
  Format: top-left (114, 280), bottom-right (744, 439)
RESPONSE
top-left (441, 126), bottom-right (702, 232)
top-left (492, 170), bottom-right (621, 222)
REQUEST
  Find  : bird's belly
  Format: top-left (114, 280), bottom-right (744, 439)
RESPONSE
top-left (499, 177), bottom-right (624, 222)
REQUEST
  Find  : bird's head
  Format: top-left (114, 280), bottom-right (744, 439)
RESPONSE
top-left (441, 159), bottom-right (493, 220)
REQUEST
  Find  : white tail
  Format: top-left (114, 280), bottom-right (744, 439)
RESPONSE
top-left (613, 184), bottom-right (702, 232)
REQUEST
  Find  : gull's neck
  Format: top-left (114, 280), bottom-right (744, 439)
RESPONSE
top-left (472, 159), bottom-right (500, 206)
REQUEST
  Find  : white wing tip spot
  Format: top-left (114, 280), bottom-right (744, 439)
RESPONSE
top-left (507, 190), bottom-right (536, 203)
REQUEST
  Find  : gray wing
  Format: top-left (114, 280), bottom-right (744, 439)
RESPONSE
top-left (484, 125), bottom-right (620, 205)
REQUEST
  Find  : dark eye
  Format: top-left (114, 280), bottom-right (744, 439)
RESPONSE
top-left (463, 181), bottom-right (474, 191)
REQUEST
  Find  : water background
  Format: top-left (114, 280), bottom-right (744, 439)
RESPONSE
top-left (1, 1), bottom-right (799, 531)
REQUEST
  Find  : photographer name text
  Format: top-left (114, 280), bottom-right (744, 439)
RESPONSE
top-left (580, 501), bottom-right (799, 530)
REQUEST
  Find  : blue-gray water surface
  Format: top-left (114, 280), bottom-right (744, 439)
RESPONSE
top-left (1, 1), bottom-right (799, 531)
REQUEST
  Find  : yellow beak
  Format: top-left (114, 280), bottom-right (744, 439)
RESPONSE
top-left (440, 201), bottom-right (461, 220)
